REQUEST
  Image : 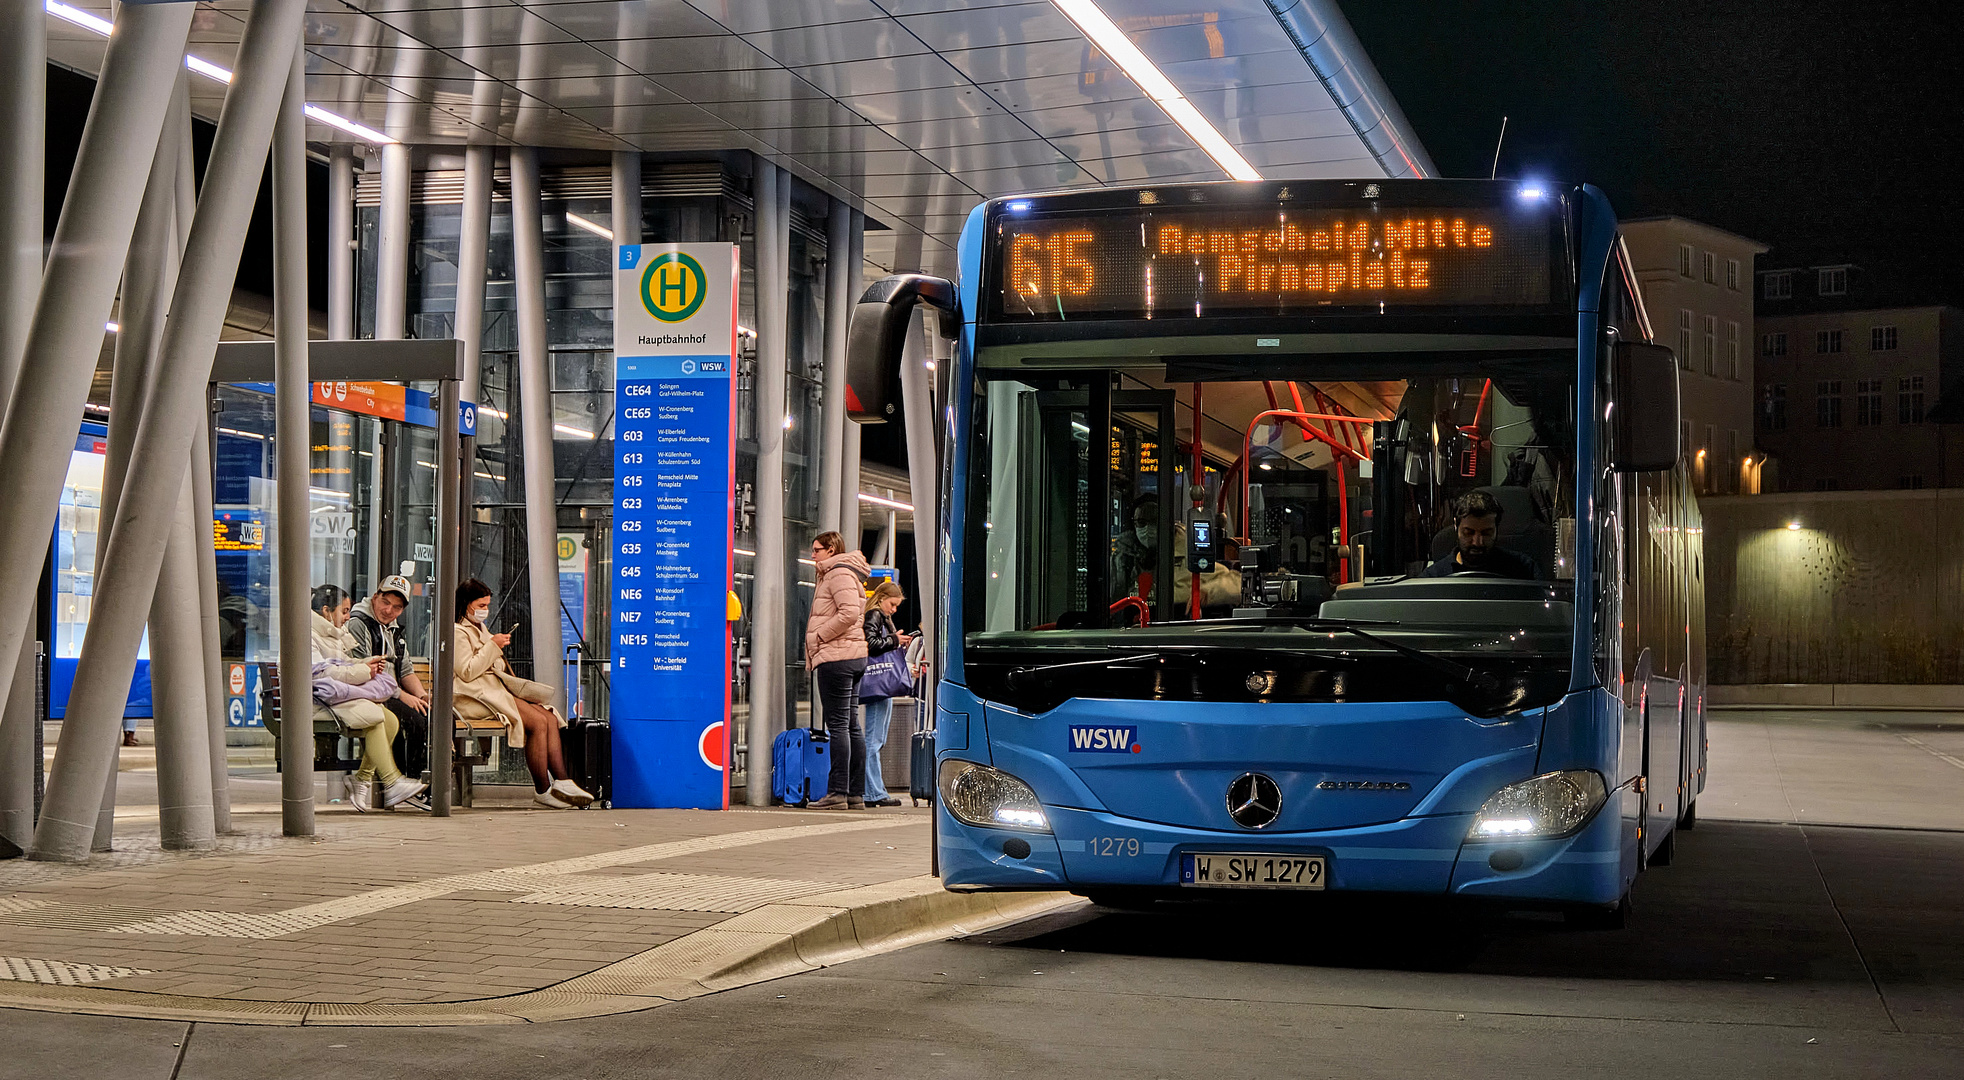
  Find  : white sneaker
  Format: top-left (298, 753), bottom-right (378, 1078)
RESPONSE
top-left (344, 775), bottom-right (372, 813)
top-left (533, 789), bottom-right (574, 809)
top-left (549, 779), bottom-right (595, 808)
top-left (380, 776), bottom-right (429, 809)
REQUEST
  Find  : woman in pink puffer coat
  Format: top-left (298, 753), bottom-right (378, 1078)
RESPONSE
top-left (803, 531), bottom-right (869, 809)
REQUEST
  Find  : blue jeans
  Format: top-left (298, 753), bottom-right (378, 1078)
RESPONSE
top-left (862, 696), bottom-right (893, 797)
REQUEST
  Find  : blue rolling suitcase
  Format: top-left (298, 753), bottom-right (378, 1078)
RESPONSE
top-left (771, 727), bottom-right (830, 806)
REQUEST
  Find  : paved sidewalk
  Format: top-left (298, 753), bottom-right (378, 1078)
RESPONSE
top-left (0, 801), bottom-right (1074, 1025)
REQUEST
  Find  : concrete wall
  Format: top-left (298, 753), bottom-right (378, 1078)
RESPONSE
top-left (1703, 489), bottom-right (1964, 683)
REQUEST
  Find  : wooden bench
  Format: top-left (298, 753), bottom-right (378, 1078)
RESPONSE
top-left (261, 665), bottom-right (507, 808)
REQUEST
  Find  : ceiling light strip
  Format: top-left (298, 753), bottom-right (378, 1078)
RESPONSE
top-left (45, 2), bottom-right (397, 145)
top-left (1050, 0), bottom-right (1261, 182)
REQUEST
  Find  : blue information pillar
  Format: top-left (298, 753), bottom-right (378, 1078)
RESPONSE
top-left (611, 243), bottom-right (739, 809)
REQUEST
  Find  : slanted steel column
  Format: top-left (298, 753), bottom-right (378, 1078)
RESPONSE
top-left (455, 144), bottom-right (493, 405)
top-left (328, 145), bottom-right (356, 341)
top-left (0, 2), bottom-right (193, 853)
top-left (838, 213), bottom-right (866, 551)
top-left (510, 147), bottom-right (564, 712)
top-left (30, 0), bottom-right (303, 862)
top-left (273, 37), bottom-right (314, 837)
top-left (817, 199), bottom-right (851, 535)
top-left (746, 160), bottom-right (788, 805)
top-left (103, 75), bottom-right (212, 852)
top-left (613, 151), bottom-right (642, 247)
top-left (171, 88), bottom-right (230, 835)
top-left (0, 0), bottom-right (46, 857)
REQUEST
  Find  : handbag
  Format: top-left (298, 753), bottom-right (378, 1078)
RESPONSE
top-left (859, 648), bottom-right (912, 701)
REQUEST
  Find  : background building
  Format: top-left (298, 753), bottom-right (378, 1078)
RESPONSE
top-left (1620, 216), bottom-right (1768, 495)
top-left (1754, 262), bottom-right (1962, 490)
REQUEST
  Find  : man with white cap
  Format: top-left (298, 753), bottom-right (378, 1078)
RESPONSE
top-left (347, 575), bottom-right (431, 779)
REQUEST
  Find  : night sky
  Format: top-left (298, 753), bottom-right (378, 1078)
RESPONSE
top-left (1339, 0), bottom-right (1964, 304)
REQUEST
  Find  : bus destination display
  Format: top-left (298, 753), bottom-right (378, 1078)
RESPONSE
top-left (995, 206), bottom-right (1553, 320)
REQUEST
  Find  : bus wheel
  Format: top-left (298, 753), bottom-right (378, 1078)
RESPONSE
top-left (1565, 894), bottom-right (1631, 931)
top-left (1679, 800), bottom-right (1698, 830)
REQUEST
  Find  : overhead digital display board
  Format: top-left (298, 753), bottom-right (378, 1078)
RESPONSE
top-left (990, 195), bottom-right (1560, 321)
top-left (612, 242), bottom-right (738, 810)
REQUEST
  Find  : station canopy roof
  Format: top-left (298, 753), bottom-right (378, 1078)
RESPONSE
top-left (46, 0), bottom-right (1434, 275)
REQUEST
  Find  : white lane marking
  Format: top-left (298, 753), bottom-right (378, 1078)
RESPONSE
top-left (1898, 734), bottom-right (1964, 773)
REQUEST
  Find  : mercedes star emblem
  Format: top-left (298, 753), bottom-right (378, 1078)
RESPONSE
top-left (1226, 772), bottom-right (1282, 829)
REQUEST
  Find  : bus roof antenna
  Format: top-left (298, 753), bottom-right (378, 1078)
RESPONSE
top-left (1490, 116), bottom-right (1508, 180)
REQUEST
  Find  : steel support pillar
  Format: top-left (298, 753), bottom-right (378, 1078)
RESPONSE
top-left (192, 415), bottom-right (231, 834)
top-left (328, 145), bottom-right (356, 341)
top-left (376, 46), bottom-right (422, 344)
top-left (746, 161), bottom-right (788, 804)
top-left (428, 379), bottom-right (460, 816)
top-left (510, 147), bottom-right (564, 712)
top-left (104, 75), bottom-right (212, 852)
top-left (273, 38), bottom-right (315, 837)
top-left (612, 151), bottom-right (642, 247)
top-left (0, 0), bottom-right (43, 404)
top-left (29, 0), bottom-right (303, 862)
top-left (172, 91), bottom-right (230, 835)
top-left (455, 144), bottom-right (492, 405)
top-left (0, 3), bottom-right (192, 859)
top-left (817, 199), bottom-right (851, 535)
top-left (0, 0), bottom-right (47, 857)
top-left (838, 213), bottom-right (866, 551)
top-left (151, 470), bottom-right (216, 850)
top-left (899, 312), bottom-right (939, 703)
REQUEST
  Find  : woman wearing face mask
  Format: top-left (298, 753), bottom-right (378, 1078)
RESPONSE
top-left (452, 578), bottom-right (594, 809)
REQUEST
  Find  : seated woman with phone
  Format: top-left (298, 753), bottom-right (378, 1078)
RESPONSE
top-left (452, 578), bottom-right (595, 809)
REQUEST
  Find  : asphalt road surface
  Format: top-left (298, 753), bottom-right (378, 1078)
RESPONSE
top-left (7, 817), bottom-right (1960, 1080)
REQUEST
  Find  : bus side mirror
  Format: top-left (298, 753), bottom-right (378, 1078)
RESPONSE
top-left (845, 274), bottom-right (958, 424)
top-left (1610, 341), bottom-right (1680, 472)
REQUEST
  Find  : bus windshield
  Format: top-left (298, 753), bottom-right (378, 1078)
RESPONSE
top-left (962, 351), bottom-right (1578, 718)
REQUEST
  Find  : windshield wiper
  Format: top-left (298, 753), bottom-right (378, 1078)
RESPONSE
top-left (1187, 615), bottom-right (1502, 692)
top-left (1005, 652), bottom-right (1163, 689)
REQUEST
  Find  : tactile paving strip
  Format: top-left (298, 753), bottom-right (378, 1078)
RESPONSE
top-left (0, 955), bottom-right (153, 986)
top-left (0, 904), bottom-right (176, 930)
top-left (106, 819), bottom-right (910, 939)
top-left (509, 872), bottom-right (848, 913)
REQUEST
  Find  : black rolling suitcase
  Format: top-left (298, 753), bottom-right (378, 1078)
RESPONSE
top-left (908, 665), bottom-right (934, 806)
top-left (564, 718), bottom-right (611, 808)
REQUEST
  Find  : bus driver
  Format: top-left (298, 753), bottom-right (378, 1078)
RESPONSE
top-left (1422, 490), bottom-right (1540, 580)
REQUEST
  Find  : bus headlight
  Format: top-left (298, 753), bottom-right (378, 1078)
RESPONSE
top-left (1468, 770), bottom-right (1607, 841)
top-left (939, 760), bottom-right (1050, 833)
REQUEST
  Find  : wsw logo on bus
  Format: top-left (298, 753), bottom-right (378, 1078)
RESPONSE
top-left (1068, 725), bottom-right (1142, 753)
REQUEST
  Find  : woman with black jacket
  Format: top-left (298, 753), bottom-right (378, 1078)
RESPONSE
top-left (858, 580), bottom-right (911, 807)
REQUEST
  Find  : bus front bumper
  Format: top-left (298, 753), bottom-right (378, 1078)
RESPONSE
top-left (938, 799), bottom-right (1626, 906)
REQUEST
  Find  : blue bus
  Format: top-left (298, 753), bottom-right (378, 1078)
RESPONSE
top-left (849, 180), bottom-right (1703, 926)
